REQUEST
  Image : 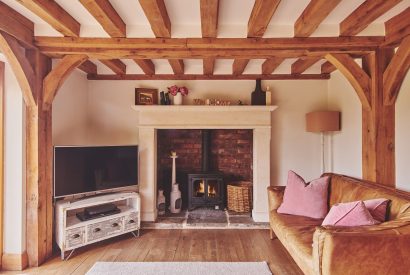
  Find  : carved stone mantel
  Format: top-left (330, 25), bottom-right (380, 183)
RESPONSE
top-left (133, 105), bottom-right (277, 222)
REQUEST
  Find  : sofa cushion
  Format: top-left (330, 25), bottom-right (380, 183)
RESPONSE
top-left (277, 171), bottom-right (329, 219)
top-left (270, 211), bottom-right (322, 275)
top-left (322, 201), bottom-right (380, 227)
top-left (364, 198), bottom-right (390, 222)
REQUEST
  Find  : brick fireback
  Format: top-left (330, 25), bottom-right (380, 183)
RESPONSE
top-left (157, 129), bottom-right (253, 181)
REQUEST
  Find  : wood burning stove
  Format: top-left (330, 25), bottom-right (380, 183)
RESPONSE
top-left (188, 130), bottom-right (224, 210)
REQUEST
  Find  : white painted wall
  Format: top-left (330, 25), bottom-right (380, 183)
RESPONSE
top-left (327, 71), bottom-right (362, 178)
top-left (0, 54), bottom-right (25, 254)
top-left (395, 71), bottom-right (410, 191)
top-left (86, 79), bottom-right (328, 186)
top-left (52, 68), bottom-right (89, 145)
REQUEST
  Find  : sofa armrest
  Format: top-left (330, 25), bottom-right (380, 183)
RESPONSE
top-left (312, 220), bottom-right (410, 275)
top-left (267, 186), bottom-right (285, 212)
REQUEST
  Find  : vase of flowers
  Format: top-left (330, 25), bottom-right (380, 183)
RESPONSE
top-left (168, 85), bottom-right (189, 105)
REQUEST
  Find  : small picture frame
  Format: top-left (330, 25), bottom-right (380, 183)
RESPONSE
top-left (135, 88), bottom-right (158, 105)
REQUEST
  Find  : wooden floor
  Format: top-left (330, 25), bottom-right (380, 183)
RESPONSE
top-left (3, 229), bottom-right (303, 275)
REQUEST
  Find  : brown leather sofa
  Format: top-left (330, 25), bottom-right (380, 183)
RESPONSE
top-left (267, 173), bottom-right (410, 275)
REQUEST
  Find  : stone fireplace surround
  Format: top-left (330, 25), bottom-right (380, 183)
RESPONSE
top-left (133, 105), bottom-right (277, 222)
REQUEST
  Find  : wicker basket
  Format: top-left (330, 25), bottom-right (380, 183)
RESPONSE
top-left (227, 181), bottom-right (253, 212)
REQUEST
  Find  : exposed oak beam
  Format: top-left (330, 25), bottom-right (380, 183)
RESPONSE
top-left (88, 73), bottom-right (330, 80)
top-left (34, 37), bottom-right (382, 59)
top-left (43, 55), bottom-right (88, 109)
top-left (294, 0), bottom-right (342, 37)
top-left (384, 7), bottom-right (410, 46)
top-left (248, 0), bottom-right (281, 38)
top-left (232, 59), bottom-right (249, 75)
top-left (200, 0), bottom-right (219, 38)
top-left (134, 59), bottom-right (155, 75)
top-left (262, 58), bottom-right (285, 74)
top-left (340, 0), bottom-right (403, 36)
top-left (0, 31), bottom-right (35, 106)
top-left (291, 57), bottom-right (321, 74)
top-left (383, 36), bottom-right (410, 105)
top-left (203, 58), bottom-right (215, 75)
top-left (78, 60), bottom-right (97, 75)
top-left (168, 59), bottom-right (184, 75)
top-left (325, 53), bottom-right (371, 110)
top-left (321, 61), bottom-right (337, 74)
top-left (0, 2), bottom-right (34, 48)
top-left (138, 0), bottom-right (171, 38)
top-left (100, 59), bottom-right (126, 75)
top-left (15, 0), bottom-right (80, 37)
top-left (79, 0), bottom-right (126, 37)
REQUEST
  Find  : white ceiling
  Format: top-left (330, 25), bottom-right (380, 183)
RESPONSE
top-left (1, 0), bottom-right (409, 74)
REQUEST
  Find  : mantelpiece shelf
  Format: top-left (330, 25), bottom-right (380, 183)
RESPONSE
top-left (132, 105), bottom-right (277, 112)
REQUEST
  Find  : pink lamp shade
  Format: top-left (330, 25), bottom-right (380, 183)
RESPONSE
top-left (306, 111), bottom-right (341, 132)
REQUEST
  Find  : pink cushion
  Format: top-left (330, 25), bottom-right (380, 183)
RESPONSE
top-left (364, 198), bottom-right (390, 222)
top-left (277, 171), bottom-right (329, 219)
top-left (322, 201), bottom-right (380, 227)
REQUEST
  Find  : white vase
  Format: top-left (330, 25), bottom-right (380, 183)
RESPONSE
top-left (157, 190), bottom-right (166, 215)
top-left (170, 184), bottom-right (182, 213)
top-left (173, 93), bottom-right (183, 105)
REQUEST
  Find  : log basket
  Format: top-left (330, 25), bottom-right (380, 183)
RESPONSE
top-left (227, 181), bottom-right (253, 212)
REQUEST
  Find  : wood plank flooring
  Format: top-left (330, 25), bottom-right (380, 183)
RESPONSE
top-left (2, 229), bottom-right (303, 275)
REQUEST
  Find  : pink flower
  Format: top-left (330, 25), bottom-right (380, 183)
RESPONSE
top-left (167, 85), bottom-right (179, 96)
top-left (179, 86), bottom-right (189, 96)
top-left (167, 85), bottom-right (189, 96)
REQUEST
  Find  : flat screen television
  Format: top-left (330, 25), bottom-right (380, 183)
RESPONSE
top-left (54, 145), bottom-right (138, 198)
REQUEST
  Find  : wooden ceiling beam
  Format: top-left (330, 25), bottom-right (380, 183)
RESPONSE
top-left (325, 53), bottom-right (371, 110)
top-left (384, 7), bottom-right (410, 46)
top-left (232, 59), bottom-right (249, 75)
top-left (88, 73), bottom-right (330, 81)
top-left (0, 31), bottom-right (35, 106)
top-left (262, 58), bottom-right (285, 74)
top-left (78, 60), bottom-right (97, 75)
top-left (248, 0), bottom-right (282, 38)
top-left (203, 58), bottom-right (215, 75)
top-left (168, 59), bottom-right (184, 75)
top-left (79, 0), bottom-right (126, 38)
top-left (200, 0), bottom-right (219, 38)
top-left (100, 59), bottom-right (126, 75)
top-left (34, 36), bottom-right (383, 50)
top-left (138, 0), bottom-right (171, 38)
top-left (340, 0), bottom-right (403, 36)
top-left (0, 2), bottom-right (34, 48)
top-left (383, 36), bottom-right (410, 105)
top-left (134, 59), bottom-right (155, 75)
top-left (321, 61), bottom-right (336, 74)
top-left (294, 0), bottom-right (342, 37)
top-left (43, 55), bottom-right (88, 110)
top-left (291, 57), bottom-right (321, 74)
top-left (15, 0), bottom-right (80, 37)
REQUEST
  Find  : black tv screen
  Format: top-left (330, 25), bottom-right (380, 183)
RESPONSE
top-left (54, 145), bottom-right (138, 198)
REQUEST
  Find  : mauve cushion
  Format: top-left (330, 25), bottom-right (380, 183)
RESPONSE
top-left (277, 171), bottom-right (329, 219)
top-left (364, 198), bottom-right (390, 222)
top-left (322, 201), bottom-right (380, 227)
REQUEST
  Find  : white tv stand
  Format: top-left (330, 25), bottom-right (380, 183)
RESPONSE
top-left (55, 192), bottom-right (141, 260)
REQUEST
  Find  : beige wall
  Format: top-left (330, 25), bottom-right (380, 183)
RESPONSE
top-left (0, 54), bottom-right (25, 254)
top-left (327, 71), bottom-right (362, 178)
top-left (52, 69), bottom-right (88, 145)
top-left (86, 79), bottom-right (328, 185)
top-left (396, 71), bottom-right (410, 191)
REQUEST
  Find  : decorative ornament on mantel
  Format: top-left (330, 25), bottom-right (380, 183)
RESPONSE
top-left (168, 85), bottom-right (189, 105)
top-left (251, 79), bottom-right (266, 105)
top-left (169, 151), bottom-right (182, 213)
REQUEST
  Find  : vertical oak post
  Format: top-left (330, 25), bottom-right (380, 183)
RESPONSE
top-left (25, 49), bottom-right (52, 266)
top-left (362, 49), bottom-right (395, 186)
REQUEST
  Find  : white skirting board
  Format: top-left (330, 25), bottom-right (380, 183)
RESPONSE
top-left (252, 210), bottom-right (269, 222)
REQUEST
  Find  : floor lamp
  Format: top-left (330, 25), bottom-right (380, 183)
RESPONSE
top-left (306, 111), bottom-right (341, 174)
